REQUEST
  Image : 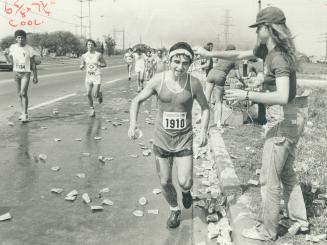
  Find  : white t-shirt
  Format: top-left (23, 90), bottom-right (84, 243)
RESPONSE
top-left (133, 53), bottom-right (146, 69)
top-left (124, 52), bottom-right (134, 64)
top-left (9, 43), bottom-right (37, 72)
top-left (82, 51), bottom-right (102, 76)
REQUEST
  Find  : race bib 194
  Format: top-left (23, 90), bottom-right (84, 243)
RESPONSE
top-left (163, 112), bottom-right (187, 130)
top-left (15, 64), bottom-right (26, 71)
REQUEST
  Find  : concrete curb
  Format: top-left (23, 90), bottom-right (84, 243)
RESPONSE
top-left (208, 127), bottom-right (264, 245)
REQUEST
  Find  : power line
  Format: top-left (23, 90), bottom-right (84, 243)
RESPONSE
top-left (85, 0), bottom-right (95, 39)
top-left (220, 9), bottom-right (233, 47)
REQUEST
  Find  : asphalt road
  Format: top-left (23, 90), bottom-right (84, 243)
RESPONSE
top-left (0, 58), bottom-right (195, 245)
top-left (0, 56), bottom-right (126, 121)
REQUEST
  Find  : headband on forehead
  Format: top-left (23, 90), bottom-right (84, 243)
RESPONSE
top-left (168, 49), bottom-right (193, 60)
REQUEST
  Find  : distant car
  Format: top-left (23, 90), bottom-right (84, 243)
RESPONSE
top-left (0, 52), bottom-right (13, 71)
top-left (0, 60), bottom-right (13, 71)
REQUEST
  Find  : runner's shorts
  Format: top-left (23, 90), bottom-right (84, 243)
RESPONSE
top-left (85, 74), bottom-right (102, 86)
top-left (206, 68), bottom-right (227, 87)
top-left (153, 144), bottom-right (193, 158)
top-left (14, 72), bottom-right (31, 84)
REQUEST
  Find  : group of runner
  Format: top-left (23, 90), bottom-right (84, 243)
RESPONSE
top-left (5, 5), bottom-right (309, 242)
top-left (124, 47), bottom-right (168, 92)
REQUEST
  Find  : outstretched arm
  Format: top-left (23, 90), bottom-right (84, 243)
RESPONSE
top-left (128, 77), bottom-right (159, 139)
top-left (194, 46), bottom-right (256, 61)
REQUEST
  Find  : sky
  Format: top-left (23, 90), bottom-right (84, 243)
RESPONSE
top-left (1, 0), bottom-right (327, 56)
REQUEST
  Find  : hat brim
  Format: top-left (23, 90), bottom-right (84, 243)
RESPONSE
top-left (248, 21), bottom-right (265, 28)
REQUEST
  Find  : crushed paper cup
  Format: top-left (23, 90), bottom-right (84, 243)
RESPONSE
top-left (76, 173), bottom-right (86, 179)
top-left (133, 210), bottom-right (144, 217)
top-left (99, 188), bottom-right (110, 193)
top-left (98, 156), bottom-right (105, 163)
top-left (39, 154), bottom-right (48, 161)
top-left (65, 195), bottom-right (77, 201)
top-left (51, 166), bottom-right (60, 171)
top-left (152, 189), bottom-right (162, 195)
top-left (147, 209), bottom-right (159, 215)
top-left (82, 153), bottom-right (90, 157)
top-left (138, 197), bottom-right (147, 206)
top-left (102, 199), bottom-right (114, 206)
top-left (54, 138), bottom-right (61, 142)
top-left (94, 136), bottom-right (102, 140)
top-left (90, 205), bottom-right (104, 212)
top-left (8, 122), bottom-right (14, 127)
top-left (75, 138), bottom-right (82, 142)
top-left (130, 154), bottom-right (139, 158)
top-left (66, 190), bottom-right (78, 197)
top-left (0, 212), bottom-right (12, 221)
top-left (82, 193), bottom-right (91, 204)
top-left (142, 150), bottom-right (151, 157)
top-left (51, 188), bottom-right (63, 194)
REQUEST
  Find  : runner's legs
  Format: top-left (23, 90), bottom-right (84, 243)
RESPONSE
top-left (155, 156), bottom-right (178, 208)
top-left (15, 73), bottom-right (31, 116)
top-left (175, 155), bottom-right (193, 192)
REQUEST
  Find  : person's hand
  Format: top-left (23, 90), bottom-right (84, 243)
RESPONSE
top-left (193, 46), bottom-right (210, 58)
top-left (32, 77), bottom-right (38, 84)
top-left (225, 89), bottom-right (247, 102)
top-left (80, 65), bottom-right (85, 70)
top-left (128, 125), bottom-right (137, 140)
top-left (199, 129), bottom-right (208, 147)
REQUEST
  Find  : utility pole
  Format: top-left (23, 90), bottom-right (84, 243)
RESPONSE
top-left (76, 0), bottom-right (88, 38)
top-left (113, 27), bottom-right (125, 50)
top-left (86, 0), bottom-right (94, 39)
top-left (221, 9), bottom-right (233, 47)
top-left (216, 34), bottom-right (220, 50)
top-left (258, 0), bottom-right (262, 11)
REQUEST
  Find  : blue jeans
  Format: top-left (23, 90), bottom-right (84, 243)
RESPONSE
top-left (259, 99), bottom-right (309, 239)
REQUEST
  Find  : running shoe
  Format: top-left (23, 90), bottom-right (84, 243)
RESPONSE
top-left (167, 210), bottom-right (181, 229)
top-left (21, 114), bottom-right (29, 123)
top-left (182, 191), bottom-right (193, 209)
top-left (98, 92), bottom-right (103, 104)
top-left (242, 226), bottom-right (272, 241)
top-left (128, 77), bottom-right (131, 81)
top-left (89, 108), bottom-right (95, 117)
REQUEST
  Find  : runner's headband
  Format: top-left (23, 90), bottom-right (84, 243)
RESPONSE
top-left (169, 49), bottom-right (193, 61)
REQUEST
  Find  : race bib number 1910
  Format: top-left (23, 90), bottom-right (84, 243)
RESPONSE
top-left (163, 112), bottom-right (186, 130)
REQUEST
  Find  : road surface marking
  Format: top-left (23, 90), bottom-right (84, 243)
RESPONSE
top-left (28, 77), bottom-right (124, 111)
top-left (0, 65), bottom-right (125, 85)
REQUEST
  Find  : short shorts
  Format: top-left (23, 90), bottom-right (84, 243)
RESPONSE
top-left (153, 144), bottom-right (193, 158)
top-left (206, 68), bottom-right (227, 87)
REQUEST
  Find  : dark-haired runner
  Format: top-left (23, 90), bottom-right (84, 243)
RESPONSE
top-left (80, 39), bottom-right (107, 117)
top-left (129, 42), bottom-right (209, 229)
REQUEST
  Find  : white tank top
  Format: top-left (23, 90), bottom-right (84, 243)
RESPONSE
top-left (84, 52), bottom-right (101, 76)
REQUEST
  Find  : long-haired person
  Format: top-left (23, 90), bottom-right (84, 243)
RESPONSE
top-left (80, 39), bottom-right (107, 117)
top-left (194, 6), bottom-right (308, 241)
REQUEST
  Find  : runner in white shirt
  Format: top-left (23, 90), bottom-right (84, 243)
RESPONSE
top-left (5, 30), bottom-right (38, 123)
top-left (124, 48), bottom-right (134, 81)
top-left (145, 50), bottom-right (155, 81)
top-left (133, 48), bottom-right (147, 92)
top-left (80, 39), bottom-right (107, 117)
top-left (153, 49), bottom-right (168, 74)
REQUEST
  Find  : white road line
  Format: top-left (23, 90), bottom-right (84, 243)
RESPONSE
top-left (28, 93), bottom-right (77, 110)
top-left (28, 77), bottom-right (124, 111)
top-left (0, 64), bottom-right (126, 85)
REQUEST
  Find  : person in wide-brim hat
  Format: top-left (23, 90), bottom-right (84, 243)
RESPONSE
top-left (194, 6), bottom-right (309, 241)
